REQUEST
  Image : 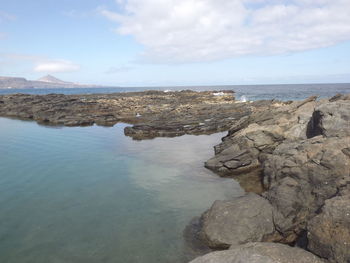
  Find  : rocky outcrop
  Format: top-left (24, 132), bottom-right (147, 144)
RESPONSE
top-left (307, 101), bottom-right (350, 138)
top-left (0, 90), bottom-right (274, 139)
top-left (189, 242), bottom-right (325, 263)
top-left (205, 96), bottom-right (317, 179)
top-left (263, 136), bottom-right (350, 242)
top-left (308, 195), bottom-right (350, 263)
top-left (202, 193), bottom-right (275, 249)
top-left (193, 95), bottom-right (350, 262)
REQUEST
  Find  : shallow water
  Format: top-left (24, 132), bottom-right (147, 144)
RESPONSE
top-left (0, 117), bottom-right (243, 263)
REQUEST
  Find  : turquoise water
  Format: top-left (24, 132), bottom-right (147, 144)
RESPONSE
top-left (1, 83), bottom-right (349, 101)
top-left (0, 117), bottom-right (243, 263)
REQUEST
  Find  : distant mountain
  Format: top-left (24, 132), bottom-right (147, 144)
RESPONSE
top-left (0, 75), bottom-right (105, 89)
top-left (37, 75), bottom-right (73, 85)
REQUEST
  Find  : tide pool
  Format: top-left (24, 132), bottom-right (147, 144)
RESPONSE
top-left (0, 117), bottom-right (243, 263)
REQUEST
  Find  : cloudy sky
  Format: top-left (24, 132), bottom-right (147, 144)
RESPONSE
top-left (1, 0), bottom-right (350, 86)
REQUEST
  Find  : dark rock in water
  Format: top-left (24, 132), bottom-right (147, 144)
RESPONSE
top-left (189, 242), bottom-right (325, 263)
top-left (308, 195), bottom-right (350, 263)
top-left (201, 193), bottom-right (275, 249)
top-left (191, 94), bottom-right (350, 262)
top-left (183, 217), bottom-right (213, 261)
top-left (0, 90), bottom-right (265, 140)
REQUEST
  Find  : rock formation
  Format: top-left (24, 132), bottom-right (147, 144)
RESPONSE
top-left (192, 94), bottom-right (350, 263)
top-left (0, 90), bottom-right (279, 139)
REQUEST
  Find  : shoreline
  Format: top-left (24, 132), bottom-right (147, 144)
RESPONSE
top-left (1, 90), bottom-right (349, 262)
top-left (0, 90), bottom-right (282, 140)
top-left (189, 93), bottom-right (350, 263)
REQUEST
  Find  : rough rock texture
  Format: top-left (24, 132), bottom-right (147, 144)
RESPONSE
top-left (263, 136), bottom-right (350, 242)
top-left (189, 242), bottom-right (325, 263)
top-left (307, 101), bottom-right (350, 138)
top-left (308, 195), bottom-right (350, 263)
top-left (205, 96), bottom-right (317, 178)
top-left (0, 90), bottom-right (276, 140)
top-left (195, 95), bottom-right (350, 262)
top-left (202, 193), bottom-right (275, 248)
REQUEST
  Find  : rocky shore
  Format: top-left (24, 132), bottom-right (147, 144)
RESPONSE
top-left (0, 90), bottom-right (282, 139)
top-left (1, 90), bottom-right (349, 262)
top-left (189, 93), bottom-right (350, 263)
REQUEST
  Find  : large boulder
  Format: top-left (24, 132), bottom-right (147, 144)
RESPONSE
top-left (201, 193), bottom-right (275, 249)
top-left (189, 242), bottom-right (325, 263)
top-left (308, 195), bottom-right (350, 263)
top-left (263, 136), bottom-right (350, 242)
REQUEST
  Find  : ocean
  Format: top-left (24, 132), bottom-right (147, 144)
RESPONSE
top-left (1, 83), bottom-right (350, 101)
top-left (0, 83), bottom-right (349, 263)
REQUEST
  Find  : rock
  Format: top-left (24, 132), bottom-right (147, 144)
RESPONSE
top-left (329, 93), bottom-right (350, 102)
top-left (263, 136), bottom-right (350, 242)
top-left (0, 90), bottom-right (255, 139)
top-left (201, 193), bottom-right (275, 249)
top-left (205, 96), bottom-right (317, 192)
top-left (189, 242), bottom-right (325, 263)
top-left (307, 101), bottom-right (350, 138)
top-left (308, 195), bottom-right (350, 263)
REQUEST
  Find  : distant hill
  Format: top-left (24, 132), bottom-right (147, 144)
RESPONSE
top-left (37, 75), bottom-right (73, 85)
top-left (0, 75), bottom-right (104, 89)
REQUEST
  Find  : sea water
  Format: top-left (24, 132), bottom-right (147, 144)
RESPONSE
top-left (1, 83), bottom-right (349, 101)
top-left (1, 83), bottom-right (350, 262)
top-left (0, 118), bottom-right (242, 263)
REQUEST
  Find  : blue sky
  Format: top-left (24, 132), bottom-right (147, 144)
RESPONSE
top-left (1, 0), bottom-right (350, 86)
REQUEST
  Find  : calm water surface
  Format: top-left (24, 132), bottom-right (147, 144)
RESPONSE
top-left (1, 83), bottom-right (349, 101)
top-left (0, 117), bottom-right (243, 263)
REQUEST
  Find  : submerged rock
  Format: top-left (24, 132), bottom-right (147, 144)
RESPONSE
top-left (189, 242), bottom-right (325, 263)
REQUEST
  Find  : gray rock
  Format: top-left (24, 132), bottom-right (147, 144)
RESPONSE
top-left (308, 195), bottom-right (350, 263)
top-left (189, 242), bottom-right (325, 263)
top-left (202, 193), bottom-right (275, 249)
top-left (263, 136), bottom-right (350, 241)
top-left (205, 96), bottom-right (317, 193)
top-left (307, 101), bottom-right (350, 138)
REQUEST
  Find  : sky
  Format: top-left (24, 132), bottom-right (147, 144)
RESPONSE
top-left (0, 0), bottom-right (350, 86)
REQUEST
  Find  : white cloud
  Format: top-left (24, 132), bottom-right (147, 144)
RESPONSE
top-left (34, 60), bottom-right (80, 73)
top-left (100, 0), bottom-right (350, 62)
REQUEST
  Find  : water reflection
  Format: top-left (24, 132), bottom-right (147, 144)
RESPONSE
top-left (0, 118), bottom-right (243, 263)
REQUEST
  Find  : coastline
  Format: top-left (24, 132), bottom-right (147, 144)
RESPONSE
top-left (1, 90), bottom-right (349, 262)
top-left (189, 93), bottom-right (350, 263)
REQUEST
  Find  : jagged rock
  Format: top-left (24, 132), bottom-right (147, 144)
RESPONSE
top-left (205, 96), bottom-right (317, 185)
top-left (201, 193), bottom-right (275, 249)
top-left (308, 195), bottom-right (350, 263)
top-left (0, 90), bottom-right (257, 139)
top-left (263, 136), bottom-right (350, 242)
top-left (194, 95), bottom-right (350, 260)
top-left (189, 242), bottom-right (325, 263)
top-left (307, 101), bottom-right (350, 138)
top-left (329, 93), bottom-right (350, 102)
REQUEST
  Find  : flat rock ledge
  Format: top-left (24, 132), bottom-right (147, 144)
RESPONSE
top-left (189, 242), bottom-right (325, 263)
top-left (193, 94), bottom-right (350, 263)
top-left (0, 90), bottom-right (277, 140)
